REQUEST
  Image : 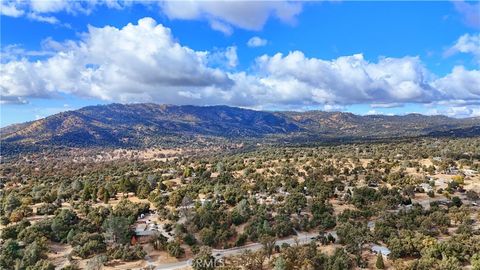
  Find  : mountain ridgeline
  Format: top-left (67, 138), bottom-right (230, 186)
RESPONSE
top-left (1, 103), bottom-right (480, 153)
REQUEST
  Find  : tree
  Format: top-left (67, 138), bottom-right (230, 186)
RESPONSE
top-left (192, 246), bottom-right (216, 270)
top-left (167, 241), bottom-right (185, 258)
top-left (260, 235), bottom-right (276, 259)
top-left (337, 221), bottom-right (368, 255)
top-left (3, 193), bottom-right (21, 216)
top-left (471, 253), bottom-right (480, 270)
top-left (51, 209), bottom-right (79, 242)
top-left (102, 215), bottom-right (131, 244)
top-left (0, 239), bottom-right (21, 269)
top-left (328, 248), bottom-right (353, 270)
top-left (199, 227), bottom-right (216, 246)
top-left (82, 183), bottom-right (93, 201)
top-left (438, 256), bottom-right (461, 270)
top-left (22, 240), bottom-right (48, 268)
top-left (103, 188), bottom-right (110, 204)
top-left (85, 255), bottom-right (107, 270)
top-left (240, 250), bottom-right (266, 270)
top-left (151, 232), bottom-right (168, 251)
top-left (451, 196), bottom-right (462, 207)
top-left (375, 252), bottom-right (385, 269)
top-left (183, 167), bottom-right (192, 178)
top-left (274, 256), bottom-right (287, 270)
top-left (26, 259), bottom-right (55, 270)
top-left (285, 193), bottom-right (307, 214)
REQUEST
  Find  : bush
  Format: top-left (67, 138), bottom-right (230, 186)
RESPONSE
top-left (107, 245), bottom-right (146, 261)
top-left (167, 241), bottom-right (185, 258)
top-left (25, 259), bottom-right (55, 270)
top-left (37, 203), bottom-right (59, 215)
top-left (183, 233), bottom-right (197, 246)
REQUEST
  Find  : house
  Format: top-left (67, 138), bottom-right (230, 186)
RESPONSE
top-left (463, 169), bottom-right (477, 176)
top-left (134, 213), bottom-right (173, 243)
top-left (446, 166), bottom-right (459, 175)
top-left (416, 183), bottom-right (433, 193)
top-left (371, 244), bottom-right (391, 256)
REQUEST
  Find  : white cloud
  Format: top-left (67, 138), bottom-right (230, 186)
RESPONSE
top-left (0, 2), bottom-right (25, 17)
top-left (225, 46), bottom-right (238, 68)
top-left (2, 18), bottom-right (480, 112)
top-left (26, 12), bottom-right (60, 24)
top-left (445, 33), bottom-right (480, 63)
top-left (323, 104), bottom-right (345, 112)
top-left (0, 0), bottom-right (124, 24)
top-left (370, 103), bottom-right (403, 108)
top-left (434, 66), bottom-right (480, 99)
top-left (209, 20), bottom-right (233, 35)
top-left (247, 36), bottom-right (268, 47)
top-left (0, 18), bottom-right (233, 104)
top-left (157, 1), bottom-right (303, 32)
top-left (365, 109), bottom-right (382, 116)
top-left (2, 0), bottom-right (303, 32)
top-left (427, 106), bottom-right (480, 118)
top-left (252, 51), bottom-right (444, 105)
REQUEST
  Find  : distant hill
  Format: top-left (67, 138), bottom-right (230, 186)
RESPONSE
top-left (1, 103), bottom-right (479, 154)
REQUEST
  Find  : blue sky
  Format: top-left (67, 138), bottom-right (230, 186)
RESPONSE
top-left (1, 0), bottom-right (480, 127)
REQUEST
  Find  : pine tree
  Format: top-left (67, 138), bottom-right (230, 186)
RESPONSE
top-left (103, 189), bottom-right (110, 204)
top-left (376, 252), bottom-right (385, 269)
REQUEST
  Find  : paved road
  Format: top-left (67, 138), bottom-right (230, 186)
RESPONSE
top-left (152, 231), bottom-right (335, 270)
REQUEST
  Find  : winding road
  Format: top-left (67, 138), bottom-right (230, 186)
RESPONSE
top-left (151, 230), bottom-right (336, 270)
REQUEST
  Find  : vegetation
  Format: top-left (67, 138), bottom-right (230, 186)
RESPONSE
top-left (1, 137), bottom-right (479, 269)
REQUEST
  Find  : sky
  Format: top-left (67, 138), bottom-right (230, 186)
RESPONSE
top-left (1, 0), bottom-right (480, 127)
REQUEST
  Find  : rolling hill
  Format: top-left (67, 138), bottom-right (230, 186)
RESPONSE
top-left (1, 103), bottom-right (479, 154)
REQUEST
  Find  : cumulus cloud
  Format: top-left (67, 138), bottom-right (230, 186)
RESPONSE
top-left (2, 18), bottom-right (480, 112)
top-left (0, 1), bottom-right (25, 17)
top-left (0, 18), bottom-right (233, 104)
top-left (159, 1), bottom-right (302, 33)
top-left (2, 0), bottom-right (303, 32)
top-left (0, 0), bottom-right (100, 24)
top-left (247, 36), bottom-right (268, 47)
top-left (433, 66), bottom-right (480, 99)
top-left (427, 106), bottom-right (480, 118)
top-left (252, 51), bottom-right (443, 105)
top-left (445, 33), bottom-right (480, 63)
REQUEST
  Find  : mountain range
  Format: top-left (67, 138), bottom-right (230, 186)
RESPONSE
top-left (1, 103), bottom-right (480, 154)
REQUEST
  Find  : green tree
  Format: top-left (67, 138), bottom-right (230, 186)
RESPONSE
top-left (151, 233), bottom-right (168, 251)
top-left (260, 235), bottom-right (276, 259)
top-left (192, 246), bottom-right (215, 270)
top-left (471, 253), bottom-right (480, 270)
top-left (22, 239), bottom-right (48, 268)
top-left (199, 227), bottom-right (216, 246)
top-left (82, 183), bottom-right (92, 201)
top-left (51, 209), bottom-right (79, 242)
top-left (274, 256), bottom-right (286, 270)
top-left (375, 252), bottom-right (385, 269)
top-left (0, 239), bottom-right (22, 269)
top-left (3, 193), bottom-right (21, 216)
top-left (103, 189), bottom-right (110, 204)
top-left (26, 259), bottom-right (55, 270)
top-left (167, 241), bottom-right (185, 258)
top-left (102, 215), bottom-right (131, 244)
